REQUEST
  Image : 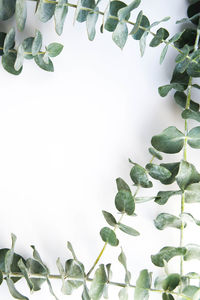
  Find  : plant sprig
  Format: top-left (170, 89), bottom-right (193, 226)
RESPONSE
top-left (1, 0), bottom-right (200, 299)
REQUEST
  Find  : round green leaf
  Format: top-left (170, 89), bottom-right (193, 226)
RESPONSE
top-left (162, 273), bottom-right (180, 291)
top-left (146, 163), bottom-right (171, 182)
top-left (151, 126), bottom-right (185, 154)
top-left (130, 164), bottom-right (152, 188)
top-left (2, 52), bottom-right (22, 75)
top-left (0, 0), bottom-right (16, 21)
top-left (100, 227), bottom-right (119, 246)
top-left (115, 190), bottom-right (135, 215)
top-left (47, 43), bottom-right (64, 57)
top-left (34, 54), bottom-right (54, 72)
top-left (102, 210), bottom-right (117, 226)
top-left (188, 126), bottom-right (200, 148)
top-left (176, 160), bottom-right (200, 190)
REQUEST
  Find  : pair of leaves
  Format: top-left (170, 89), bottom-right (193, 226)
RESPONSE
top-left (151, 126), bottom-right (200, 154)
top-left (102, 211), bottom-right (139, 236)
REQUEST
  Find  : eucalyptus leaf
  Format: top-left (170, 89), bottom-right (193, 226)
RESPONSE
top-left (118, 248), bottom-right (131, 284)
top-left (100, 227), bottom-right (119, 246)
top-left (116, 178), bottom-right (131, 192)
top-left (65, 259), bottom-right (84, 278)
top-left (139, 31), bottom-right (148, 57)
top-left (162, 293), bottom-right (175, 300)
top-left (118, 287), bottom-right (128, 300)
top-left (67, 241), bottom-right (78, 261)
top-left (16, 0), bottom-right (27, 31)
top-left (115, 190), bottom-right (135, 215)
top-left (187, 50), bottom-right (200, 77)
top-left (135, 196), bottom-right (155, 203)
top-left (46, 43), bottom-right (63, 57)
top-left (118, 0), bottom-right (141, 22)
top-left (159, 162), bottom-right (180, 185)
top-left (0, 248), bottom-right (25, 283)
top-left (158, 85), bottom-right (173, 97)
top-left (112, 22), bottom-right (128, 50)
top-left (155, 190), bottom-right (181, 205)
top-left (146, 163), bottom-right (171, 182)
top-left (154, 213), bottom-right (185, 230)
top-left (182, 212), bottom-right (200, 225)
top-left (89, 264), bottom-right (107, 300)
top-left (162, 273), bottom-right (180, 291)
top-left (130, 163), bottom-right (152, 188)
top-left (6, 277), bottom-right (28, 300)
top-left (151, 126), bottom-right (185, 154)
top-left (3, 28), bottom-right (15, 55)
top-left (62, 279), bottom-right (83, 295)
top-left (184, 244), bottom-right (200, 261)
top-left (36, 0), bottom-right (56, 22)
top-left (74, 0), bottom-right (95, 23)
top-left (18, 259), bottom-right (34, 292)
top-left (131, 15), bottom-right (150, 40)
top-left (129, 10), bottom-right (143, 35)
top-left (0, 0), bottom-right (16, 20)
top-left (22, 37), bottom-right (34, 59)
top-left (32, 30), bottom-right (42, 56)
top-left (82, 284), bottom-right (91, 300)
top-left (151, 247), bottom-right (187, 267)
top-left (34, 54), bottom-right (54, 72)
top-left (14, 44), bottom-right (24, 71)
top-left (182, 286), bottom-right (200, 299)
top-left (134, 269), bottom-right (151, 300)
top-left (174, 92), bottom-right (199, 112)
top-left (148, 147), bottom-right (163, 160)
top-left (5, 234), bottom-right (17, 274)
top-left (149, 28), bottom-right (169, 47)
top-left (187, 126), bottom-right (200, 148)
top-left (102, 210), bottom-right (117, 226)
top-left (86, 8), bottom-right (99, 41)
top-left (185, 183), bottom-right (200, 203)
top-left (160, 44), bottom-right (169, 64)
top-left (182, 109), bottom-right (200, 122)
top-left (175, 44), bottom-right (190, 63)
top-left (54, 0), bottom-right (68, 35)
top-left (176, 160), bottom-right (200, 190)
top-left (118, 222), bottom-right (140, 236)
top-left (104, 1), bottom-right (128, 32)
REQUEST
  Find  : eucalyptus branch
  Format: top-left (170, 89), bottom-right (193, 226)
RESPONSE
top-left (1, 1), bottom-right (200, 300)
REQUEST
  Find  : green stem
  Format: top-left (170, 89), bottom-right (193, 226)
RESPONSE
top-left (179, 26), bottom-right (200, 296)
top-left (27, 0), bottom-right (198, 65)
top-left (86, 212), bottom-right (125, 278)
top-left (86, 167), bottom-right (147, 278)
top-left (4, 272), bottom-right (192, 299)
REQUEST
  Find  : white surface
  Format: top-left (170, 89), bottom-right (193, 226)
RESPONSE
top-left (1, 0), bottom-right (200, 299)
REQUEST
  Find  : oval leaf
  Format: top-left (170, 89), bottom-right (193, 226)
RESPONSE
top-left (100, 227), bottom-right (119, 246)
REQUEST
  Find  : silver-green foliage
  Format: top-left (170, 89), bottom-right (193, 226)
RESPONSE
top-left (1, 1), bottom-right (200, 300)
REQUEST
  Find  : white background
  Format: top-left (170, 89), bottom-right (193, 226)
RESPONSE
top-left (1, 0), bottom-right (200, 299)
